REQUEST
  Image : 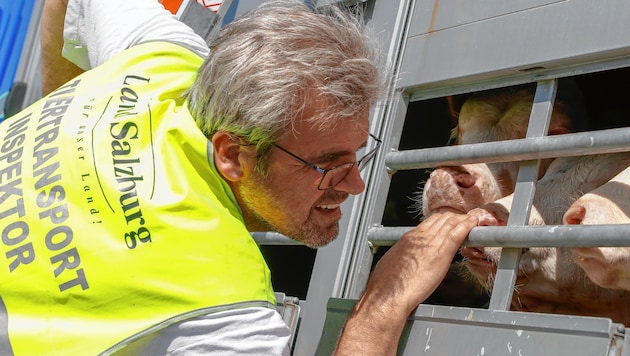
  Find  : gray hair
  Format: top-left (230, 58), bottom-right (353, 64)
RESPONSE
top-left (186, 0), bottom-right (388, 172)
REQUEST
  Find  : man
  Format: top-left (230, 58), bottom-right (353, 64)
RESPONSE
top-left (0, 0), bottom-right (477, 354)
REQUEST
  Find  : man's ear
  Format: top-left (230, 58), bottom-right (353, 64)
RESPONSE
top-left (212, 132), bottom-right (253, 182)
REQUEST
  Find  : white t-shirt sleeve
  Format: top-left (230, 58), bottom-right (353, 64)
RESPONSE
top-left (168, 307), bottom-right (293, 355)
top-left (110, 307), bottom-right (293, 355)
top-left (62, 0), bottom-right (210, 70)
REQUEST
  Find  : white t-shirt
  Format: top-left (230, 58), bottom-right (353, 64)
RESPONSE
top-left (62, 1), bottom-right (291, 355)
top-left (63, 0), bottom-right (210, 69)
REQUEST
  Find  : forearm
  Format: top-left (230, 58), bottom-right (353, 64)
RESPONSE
top-left (334, 289), bottom-right (412, 355)
top-left (41, 0), bottom-right (84, 95)
top-left (334, 257), bottom-right (435, 355)
top-left (335, 213), bottom-right (478, 354)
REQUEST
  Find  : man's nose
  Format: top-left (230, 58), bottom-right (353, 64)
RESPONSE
top-left (334, 165), bottom-right (366, 195)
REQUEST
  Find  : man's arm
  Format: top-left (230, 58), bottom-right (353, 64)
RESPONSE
top-left (40, 0), bottom-right (210, 95)
top-left (41, 0), bottom-right (84, 95)
top-left (334, 212), bottom-right (478, 355)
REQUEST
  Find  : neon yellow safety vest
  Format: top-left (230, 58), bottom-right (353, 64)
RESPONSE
top-left (0, 42), bottom-right (276, 355)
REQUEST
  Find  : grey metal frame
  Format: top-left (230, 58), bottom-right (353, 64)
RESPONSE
top-left (107, 0), bottom-right (630, 352)
top-left (288, 0), bottom-right (630, 354)
top-left (316, 298), bottom-right (629, 356)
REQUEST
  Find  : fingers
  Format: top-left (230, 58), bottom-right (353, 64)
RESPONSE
top-left (416, 211), bottom-right (478, 245)
top-left (422, 211), bottom-right (478, 231)
top-left (361, 212), bottom-right (478, 311)
top-left (370, 212), bottom-right (478, 311)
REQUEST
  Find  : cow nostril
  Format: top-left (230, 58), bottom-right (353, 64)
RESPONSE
top-left (455, 173), bottom-right (475, 189)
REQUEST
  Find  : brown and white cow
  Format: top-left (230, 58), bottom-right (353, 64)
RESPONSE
top-left (462, 152), bottom-right (630, 325)
top-left (420, 79), bottom-right (588, 218)
top-left (417, 80), bottom-right (630, 324)
top-left (563, 166), bottom-right (630, 291)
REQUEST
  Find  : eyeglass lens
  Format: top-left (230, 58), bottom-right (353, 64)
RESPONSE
top-left (318, 145), bottom-right (379, 190)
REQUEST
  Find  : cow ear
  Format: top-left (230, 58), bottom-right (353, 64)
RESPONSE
top-left (563, 205), bottom-right (586, 225)
top-left (446, 96), bottom-right (461, 123)
top-left (212, 131), bottom-right (254, 182)
top-left (548, 112), bottom-right (572, 136)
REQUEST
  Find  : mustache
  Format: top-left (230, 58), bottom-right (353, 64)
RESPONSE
top-left (317, 190), bottom-right (349, 205)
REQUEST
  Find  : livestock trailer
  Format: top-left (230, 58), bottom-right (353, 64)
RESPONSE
top-left (4, 0), bottom-right (630, 355)
top-left (257, 1), bottom-right (630, 355)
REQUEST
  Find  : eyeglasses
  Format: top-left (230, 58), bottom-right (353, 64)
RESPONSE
top-left (273, 133), bottom-right (382, 190)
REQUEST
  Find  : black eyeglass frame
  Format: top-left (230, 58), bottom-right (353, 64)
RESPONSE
top-left (273, 133), bottom-right (382, 190)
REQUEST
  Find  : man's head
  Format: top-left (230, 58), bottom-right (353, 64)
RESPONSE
top-left (187, 0), bottom-right (387, 247)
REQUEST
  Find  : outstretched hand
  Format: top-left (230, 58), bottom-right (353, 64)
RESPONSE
top-left (335, 212), bottom-right (478, 355)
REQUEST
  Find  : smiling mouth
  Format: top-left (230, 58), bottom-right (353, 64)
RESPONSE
top-left (316, 204), bottom-right (340, 210)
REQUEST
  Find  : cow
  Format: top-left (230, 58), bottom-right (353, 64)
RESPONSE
top-left (563, 166), bottom-right (630, 291)
top-left (419, 79), bottom-right (588, 218)
top-left (416, 79), bottom-right (630, 324)
top-left (462, 152), bottom-right (630, 325)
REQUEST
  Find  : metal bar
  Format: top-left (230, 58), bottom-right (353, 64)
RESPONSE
top-left (367, 225), bottom-right (630, 247)
top-left (206, 0), bottom-right (233, 41)
top-left (489, 79), bottom-right (558, 311)
top-left (257, 224), bottom-right (630, 247)
top-left (295, 1), bottom-right (416, 352)
top-left (487, 163), bottom-right (535, 309)
top-left (385, 126), bottom-right (630, 171)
